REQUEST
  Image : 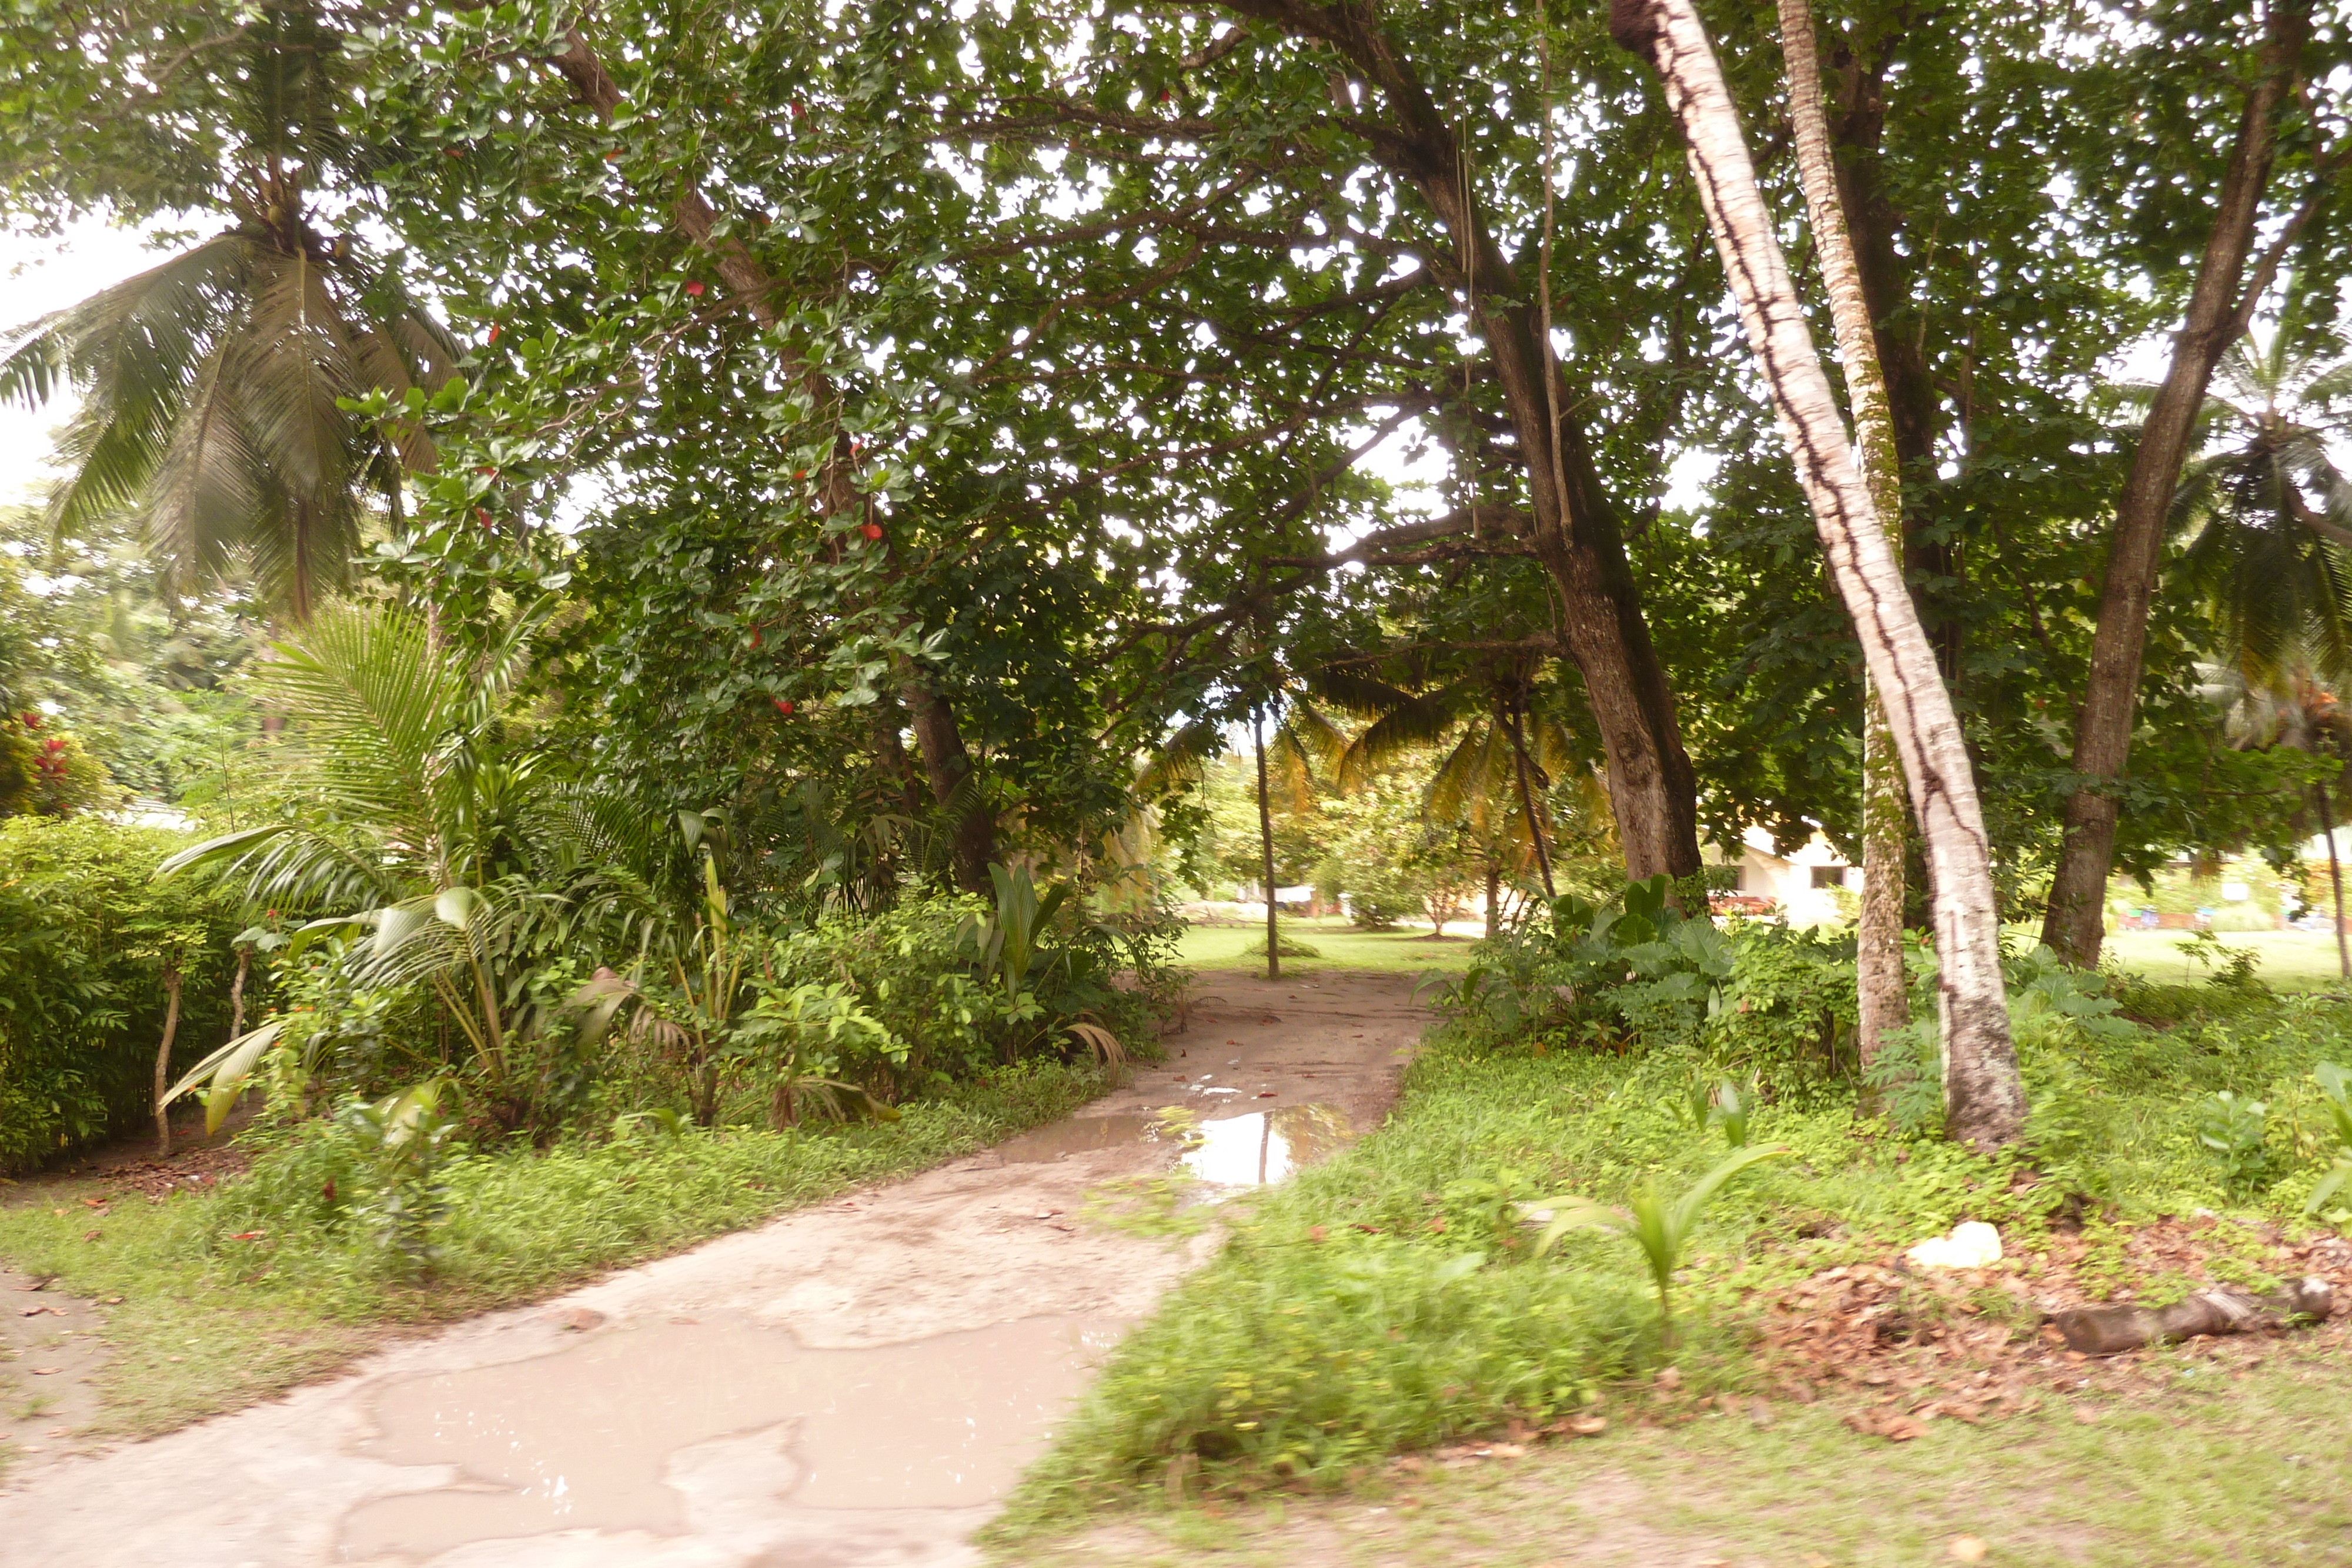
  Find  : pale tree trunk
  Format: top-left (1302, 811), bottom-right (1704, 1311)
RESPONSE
top-left (153, 964), bottom-right (183, 1159)
top-left (1613, 0), bottom-right (2023, 1148)
top-left (1254, 706), bottom-right (1279, 982)
top-left (228, 947), bottom-right (250, 1040)
top-left (2040, 1), bottom-right (2313, 967)
top-left (1779, 0), bottom-right (1909, 1071)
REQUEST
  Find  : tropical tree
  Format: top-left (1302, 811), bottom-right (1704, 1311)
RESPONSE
top-left (1779, 0), bottom-right (1910, 1074)
top-left (1613, 0), bottom-right (2024, 1149)
top-left (2173, 320), bottom-right (2352, 688)
top-left (0, 0), bottom-right (456, 622)
top-left (159, 601), bottom-right (663, 1106)
top-left (2213, 657), bottom-right (2352, 978)
top-left (2039, 0), bottom-right (2329, 967)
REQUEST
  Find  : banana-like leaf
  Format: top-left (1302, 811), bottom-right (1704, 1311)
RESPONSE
top-left (155, 822), bottom-right (290, 880)
top-left (435, 885), bottom-right (485, 931)
top-left (159, 1019), bottom-right (287, 1135)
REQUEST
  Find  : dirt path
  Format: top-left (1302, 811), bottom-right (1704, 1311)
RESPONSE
top-left (0, 969), bottom-right (1424, 1567)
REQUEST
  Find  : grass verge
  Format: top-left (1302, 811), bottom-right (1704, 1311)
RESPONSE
top-left (990, 991), bottom-right (2352, 1545)
top-left (0, 1061), bottom-right (1100, 1442)
top-left (1008, 1339), bottom-right (2352, 1566)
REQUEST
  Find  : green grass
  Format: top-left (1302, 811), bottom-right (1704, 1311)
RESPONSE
top-left (1008, 1344), bottom-right (2352, 1565)
top-left (0, 1062), bottom-right (1101, 1440)
top-left (2103, 928), bottom-right (2351, 992)
top-left (1179, 917), bottom-right (1479, 976)
top-left (991, 990), bottom-right (2352, 1543)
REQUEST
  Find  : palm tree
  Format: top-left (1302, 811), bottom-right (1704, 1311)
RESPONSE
top-left (0, 2), bottom-right (456, 622)
top-left (2211, 656), bottom-right (2352, 979)
top-left (1319, 658), bottom-right (1604, 916)
top-left (2172, 317), bottom-right (2352, 690)
top-left (160, 601), bottom-right (666, 1098)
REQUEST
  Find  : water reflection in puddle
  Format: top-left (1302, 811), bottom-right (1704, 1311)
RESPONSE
top-left (340, 1315), bottom-right (1118, 1558)
top-left (1178, 1104), bottom-right (1350, 1186)
top-left (997, 1104), bottom-right (1351, 1188)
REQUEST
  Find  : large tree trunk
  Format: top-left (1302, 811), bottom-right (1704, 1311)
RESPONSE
top-left (2039, 2), bottom-right (2311, 967)
top-left (1779, 0), bottom-right (1910, 1071)
top-left (542, 26), bottom-right (998, 894)
top-left (153, 964), bottom-right (182, 1159)
top-left (1225, 1), bottom-right (1702, 889)
top-left (1613, 0), bottom-right (2023, 1149)
top-left (1254, 706), bottom-right (1280, 982)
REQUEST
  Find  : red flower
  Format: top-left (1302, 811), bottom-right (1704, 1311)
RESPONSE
top-left (475, 465), bottom-right (497, 477)
top-left (43, 738), bottom-right (65, 753)
top-left (604, 149), bottom-right (623, 163)
top-left (476, 508), bottom-right (494, 528)
top-left (486, 325), bottom-right (502, 344)
top-left (773, 698), bottom-right (796, 717)
top-left (749, 627), bottom-right (763, 649)
top-left (685, 280), bottom-right (706, 298)
top-left (860, 522), bottom-right (884, 541)
top-left (19, 711), bottom-right (36, 728)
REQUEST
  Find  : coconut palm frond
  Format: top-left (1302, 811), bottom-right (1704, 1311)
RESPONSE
top-left (1335, 693), bottom-right (1455, 791)
top-left (1138, 716), bottom-right (1220, 797)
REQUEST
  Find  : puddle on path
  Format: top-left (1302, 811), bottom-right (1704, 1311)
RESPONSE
top-left (1178, 1105), bottom-right (1350, 1187)
top-left (996, 1104), bottom-right (1351, 1188)
top-left (994, 1114), bottom-right (1160, 1162)
top-left (340, 1315), bottom-right (1118, 1560)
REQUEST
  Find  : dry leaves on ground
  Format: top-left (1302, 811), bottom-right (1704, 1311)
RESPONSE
top-left (1751, 1223), bottom-right (2352, 1439)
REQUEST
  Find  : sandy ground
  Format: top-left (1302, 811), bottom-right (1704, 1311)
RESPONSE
top-left (0, 969), bottom-right (1422, 1568)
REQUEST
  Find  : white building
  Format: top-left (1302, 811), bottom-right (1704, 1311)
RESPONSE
top-left (1706, 826), bottom-right (1855, 926)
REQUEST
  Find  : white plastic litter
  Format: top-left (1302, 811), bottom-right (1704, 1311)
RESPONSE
top-left (1903, 1220), bottom-right (2003, 1271)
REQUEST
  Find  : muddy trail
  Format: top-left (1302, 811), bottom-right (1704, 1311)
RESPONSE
top-left (0, 969), bottom-right (1424, 1567)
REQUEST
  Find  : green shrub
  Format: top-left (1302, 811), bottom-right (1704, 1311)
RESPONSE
top-left (0, 817), bottom-right (247, 1169)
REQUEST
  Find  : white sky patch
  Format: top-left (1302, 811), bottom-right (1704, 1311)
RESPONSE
top-left (0, 215), bottom-right (189, 504)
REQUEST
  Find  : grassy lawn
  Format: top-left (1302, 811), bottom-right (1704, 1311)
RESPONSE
top-left (2103, 928), bottom-right (2350, 992)
top-left (1178, 916), bottom-right (1481, 977)
top-left (0, 1064), bottom-right (1101, 1447)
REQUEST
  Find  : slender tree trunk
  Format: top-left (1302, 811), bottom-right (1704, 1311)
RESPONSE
top-left (1485, 858), bottom-right (1502, 941)
top-left (1225, 1), bottom-right (1702, 889)
top-left (228, 947), bottom-right (250, 1041)
top-left (1613, 0), bottom-right (2023, 1149)
top-left (1502, 698), bottom-right (1558, 900)
top-left (1780, 0), bottom-right (1910, 1071)
top-left (2317, 778), bottom-right (2350, 979)
top-left (1857, 683), bottom-right (1910, 1073)
top-left (153, 964), bottom-right (182, 1159)
top-left (1254, 706), bottom-right (1279, 982)
top-left (2040, 1), bottom-right (2311, 967)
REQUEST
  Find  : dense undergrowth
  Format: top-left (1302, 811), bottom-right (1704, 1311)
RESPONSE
top-left (0, 1061), bottom-right (1098, 1437)
top-left (996, 897), bottom-right (2352, 1535)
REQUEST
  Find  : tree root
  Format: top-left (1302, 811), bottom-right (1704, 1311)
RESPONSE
top-left (2050, 1277), bottom-right (2335, 1356)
